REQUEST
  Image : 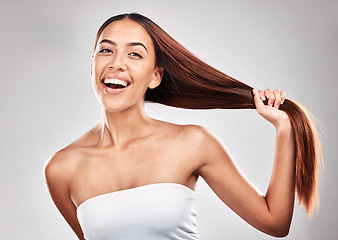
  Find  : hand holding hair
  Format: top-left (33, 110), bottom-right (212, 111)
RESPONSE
top-left (252, 88), bottom-right (290, 129)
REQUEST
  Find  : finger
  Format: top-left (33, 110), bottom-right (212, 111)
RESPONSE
top-left (252, 89), bottom-right (265, 112)
top-left (273, 89), bottom-right (281, 108)
top-left (281, 91), bottom-right (286, 104)
top-left (259, 90), bottom-right (266, 101)
top-left (264, 89), bottom-right (275, 107)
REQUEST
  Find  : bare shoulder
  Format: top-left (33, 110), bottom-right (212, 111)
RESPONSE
top-left (44, 124), bottom-right (100, 180)
top-left (177, 124), bottom-right (222, 147)
top-left (43, 146), bottom-right (82, 185)
top-left (177, 123), bottom-right (230, 164)
top-left (180, 124), bottom-right (213, 138)
top-left (43, 146), bottom-right (86, 239)
top-left (158, 121), bottom-right (223, 155)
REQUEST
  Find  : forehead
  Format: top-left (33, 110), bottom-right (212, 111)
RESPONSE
top-left (98, 19), bottom-right (154, 49)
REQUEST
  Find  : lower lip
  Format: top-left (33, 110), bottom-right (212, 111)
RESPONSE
top-left (102, 83), bottom-right (129, 95)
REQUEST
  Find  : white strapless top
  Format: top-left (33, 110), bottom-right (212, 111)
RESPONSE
top-left (76, 183), bottom-right (199, 240)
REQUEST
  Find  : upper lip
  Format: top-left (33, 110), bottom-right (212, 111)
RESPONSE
top-left (101, 74), bottom-right (132, 85)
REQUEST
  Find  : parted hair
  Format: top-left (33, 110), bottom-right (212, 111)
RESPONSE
top-left (94, 13), bottom-right (322, 216)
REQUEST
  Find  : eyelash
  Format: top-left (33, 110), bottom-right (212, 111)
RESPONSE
top-left (98, 49), bottom-right (143, 59)
top-left (98, 48), bottom-right (113, 54)
top-left (129, 52), bottom-right (143, 58)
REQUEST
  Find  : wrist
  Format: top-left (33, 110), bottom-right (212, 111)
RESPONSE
top-left (275, 114), bottom-right (292, 132)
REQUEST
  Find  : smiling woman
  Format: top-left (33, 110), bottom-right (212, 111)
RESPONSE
top-left (91, 18), bottom-right (163, 113)
top-left (44, 13), bottom-right (321, 240)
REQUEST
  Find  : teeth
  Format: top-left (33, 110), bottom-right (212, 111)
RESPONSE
top-left (103, 78), bottom-right (128, 87)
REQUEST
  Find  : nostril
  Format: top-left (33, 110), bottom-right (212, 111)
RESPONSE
top-left (108, 65), bottom-right (125, 71)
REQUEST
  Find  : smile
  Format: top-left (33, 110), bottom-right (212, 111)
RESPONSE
top-left (101, 76), bottom-right (132, 95)
top-left (102, 78), bottom-right (131, 89)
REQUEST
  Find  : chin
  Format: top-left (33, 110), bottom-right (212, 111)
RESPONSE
top-left (104, 106), bottom-right (126, 113)
top-left (100, 98), bottom-right (135, 113)
top-left (101, 102), bottom-right (128, 113)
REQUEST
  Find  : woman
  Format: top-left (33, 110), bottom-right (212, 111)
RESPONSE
top-left (44, 13), bottom-right (321, 240)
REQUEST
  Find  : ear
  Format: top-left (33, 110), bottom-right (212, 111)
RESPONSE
top-left (148, 67), bottom-right (164, 89)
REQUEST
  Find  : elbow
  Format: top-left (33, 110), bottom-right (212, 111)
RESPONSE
top-left (260, 205), bottom-right (293, 237)
top-left (265, 221), bottom-right (291, 238)
top-left (271, 228), bottom-right (290, 238)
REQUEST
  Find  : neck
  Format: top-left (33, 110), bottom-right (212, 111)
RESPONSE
top-left (98, 101), bottom-right (153, 148)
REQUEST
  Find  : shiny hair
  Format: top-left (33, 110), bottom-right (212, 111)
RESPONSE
top-left (94, 13), bottom-right (322, 216)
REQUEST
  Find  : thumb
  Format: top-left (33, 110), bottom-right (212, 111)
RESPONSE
top-left (252, 89), bottom-right (265, 112)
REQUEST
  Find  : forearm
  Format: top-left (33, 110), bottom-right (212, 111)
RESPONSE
top-left (265, 120), bottom-right (296, 229)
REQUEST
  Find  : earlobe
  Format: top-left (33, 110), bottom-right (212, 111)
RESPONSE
top-left (149, 67), bottom-right (164, 89)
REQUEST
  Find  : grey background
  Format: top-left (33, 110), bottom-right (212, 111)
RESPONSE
top-left (0, 0), bottom-right (337, 239)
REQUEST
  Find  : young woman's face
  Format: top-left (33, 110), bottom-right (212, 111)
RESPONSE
top-left (91, 19), bottom-right (162, 112)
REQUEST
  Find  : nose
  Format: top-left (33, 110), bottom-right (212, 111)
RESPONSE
top-left (109, 52), bottom-right (126, 71)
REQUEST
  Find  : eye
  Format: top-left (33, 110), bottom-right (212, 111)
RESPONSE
top-left (129, 52), bottom-right (143, 59)
top-left (98, 48), bottom-right (113, 54)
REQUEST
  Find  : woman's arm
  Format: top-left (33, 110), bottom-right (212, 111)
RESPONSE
top-left (44, 150), bottom-right (85, 240)
top-left (196, 89), bottom-right (295, 237)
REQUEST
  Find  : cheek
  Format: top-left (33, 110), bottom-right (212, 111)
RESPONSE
top-left (131, 62), bottom-right (155, 79)
top-left (92, 60), bottom-right (105, 79)
top-left (91, 62), bottom-right (103, 89)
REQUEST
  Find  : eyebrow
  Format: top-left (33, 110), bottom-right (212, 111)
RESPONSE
top-left (98, 39), bottom-right (148, 52)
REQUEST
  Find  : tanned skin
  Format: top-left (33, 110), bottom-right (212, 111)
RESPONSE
top-left (44, 19), bottom-right (293, 239)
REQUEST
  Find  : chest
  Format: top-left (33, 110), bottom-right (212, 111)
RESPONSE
top-left (70, 142), bottom-right (198, 207)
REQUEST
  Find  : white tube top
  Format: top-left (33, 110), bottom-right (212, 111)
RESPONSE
top-left (76, 183), bottom-right (199, 240)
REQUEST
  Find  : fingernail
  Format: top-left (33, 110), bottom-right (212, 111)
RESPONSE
top-left (252, 89), bottom-right (256, 95)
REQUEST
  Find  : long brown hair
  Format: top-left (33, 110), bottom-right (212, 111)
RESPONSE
top-left (94, 13), bottom-right (322, 216)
